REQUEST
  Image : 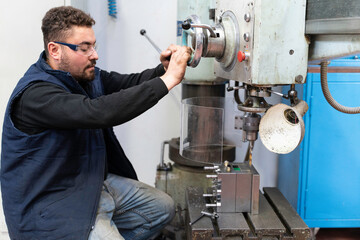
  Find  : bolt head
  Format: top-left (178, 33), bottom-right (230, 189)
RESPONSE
top-left (295, 75), bottom-right (303, 83)
top-left (244, 13), bottom-right (251, 22)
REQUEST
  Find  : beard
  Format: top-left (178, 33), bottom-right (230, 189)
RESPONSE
top-left (59, 53), bottom-right (96, 82)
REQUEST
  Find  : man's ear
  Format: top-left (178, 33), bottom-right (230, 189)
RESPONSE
top-left (47, 42), bottom-right (61, 61)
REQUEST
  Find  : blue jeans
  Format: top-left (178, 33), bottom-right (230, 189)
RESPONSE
top-left (88, 174), bottom-right (175, 240)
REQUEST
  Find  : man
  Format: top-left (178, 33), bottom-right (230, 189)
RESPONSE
top-left (1, 6), bottom-right (191, 240)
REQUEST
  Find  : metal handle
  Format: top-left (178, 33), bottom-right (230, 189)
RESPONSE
top-left (182, 20), bottom-right (217, 38)
top-left (157, 140), bottom-right (171, 171)
top-left (181, 15), bottom-right (204, 68)
top-left (206, 203), bottom-right (221, 208)
top-left (140, 29), bottom-right (171, 61)
top-left (140, 29), bottom-right (162, 54)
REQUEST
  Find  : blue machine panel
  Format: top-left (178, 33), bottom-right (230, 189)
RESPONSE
top-left (278, 57), bottom-right (360, 228)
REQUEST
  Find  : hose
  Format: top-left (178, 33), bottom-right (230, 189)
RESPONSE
top-left (320, 61), bottom-right (360, 114)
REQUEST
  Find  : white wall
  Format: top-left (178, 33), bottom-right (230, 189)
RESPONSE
top-left (87, 0), bottom-right (181, 186)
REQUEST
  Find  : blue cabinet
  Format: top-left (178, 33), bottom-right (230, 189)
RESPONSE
top-left (278, 57), bottom-right (360, 228)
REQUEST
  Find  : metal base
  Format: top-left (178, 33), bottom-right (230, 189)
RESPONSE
top-left (186, 187), bottom-right (311, 240)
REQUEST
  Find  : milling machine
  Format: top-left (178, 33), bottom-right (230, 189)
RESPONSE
top-left (153, 0), bottom-right (360, 239)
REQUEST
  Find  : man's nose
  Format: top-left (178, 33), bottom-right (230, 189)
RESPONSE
top-left (89, 47), bottom-right (99, 60)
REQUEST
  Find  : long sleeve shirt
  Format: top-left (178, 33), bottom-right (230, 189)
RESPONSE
top-left (11, 64), bottom-right (168, 135)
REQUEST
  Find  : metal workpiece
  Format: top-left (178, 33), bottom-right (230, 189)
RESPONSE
top-left (208, 162), bottom-right (260, 214)
top-left (186, 187), bottom-right (311, 240)
top-left (216, 171), bottom-right (236, 212)
top-left (251, 168), bottom-right (260, 214)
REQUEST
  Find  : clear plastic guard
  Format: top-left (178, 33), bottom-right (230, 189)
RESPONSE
top-left (180, 97), bottom-right (225, 164)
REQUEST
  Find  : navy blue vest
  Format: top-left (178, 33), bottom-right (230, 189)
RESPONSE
top-left (1, 53), bottom-right (137, 239)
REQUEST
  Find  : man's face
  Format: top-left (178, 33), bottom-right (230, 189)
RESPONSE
top-left (58, 26), bottom-right (98, 82)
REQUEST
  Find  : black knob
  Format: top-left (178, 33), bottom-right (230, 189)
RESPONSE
top-left (182, 20), bottom-right (191, 30)
top-left (140, 29), bottom-right (146, 35)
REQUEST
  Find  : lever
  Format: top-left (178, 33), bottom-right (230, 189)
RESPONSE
top-left (140, 29), bottom-right (171, 61)
top-left (140, 29), bottom-right (162, 54)
top-left (182, 19), bottom-right (216, 38)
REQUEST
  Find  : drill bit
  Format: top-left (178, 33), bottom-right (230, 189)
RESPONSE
top-left (249, 141), bottom-right (254, 166)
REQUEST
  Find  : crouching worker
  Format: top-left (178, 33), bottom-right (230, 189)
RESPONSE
top-left (1, 6), bottom-right (191, 240)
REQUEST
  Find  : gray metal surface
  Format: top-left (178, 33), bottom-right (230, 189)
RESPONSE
top-left (217, 212), bottom-right (250, 238)
top-left (308, 34), bottom-right (360, 62)
top-left (306, 0), bottom-right (360, 20)
top-left (217, 172), bottom-right (237, 212)
top-left (305, 0), bottom-right (360, 61)
top-left (235, 170), bottom-right (252, 212)
top-left (247, 194), bottom-right (286, 238)
top-left (214, 0), bottom-right (308, 85)
top-left (186, 186), bottom-right (214, 240)
top-left (186, 187), bottom-right (310, 239)
top-left (306, 17), bottom-right (360, 35)
top-left (250, 165), bottom-right (260, 214)
top-left (263, 188), bottom-right (311, 240)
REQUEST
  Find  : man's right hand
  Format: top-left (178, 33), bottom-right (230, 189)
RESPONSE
top-left (160, 45), bottom-right (192, 91)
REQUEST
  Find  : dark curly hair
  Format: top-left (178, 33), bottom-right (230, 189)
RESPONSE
top-left (41, 6), bottom-right (95, 57)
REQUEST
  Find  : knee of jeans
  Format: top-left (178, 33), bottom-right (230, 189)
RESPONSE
top-left (162, 194), bottom-right (175, 223)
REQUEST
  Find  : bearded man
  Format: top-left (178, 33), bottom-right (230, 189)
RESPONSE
top-left (1, 6), bottom-right (190, 240)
